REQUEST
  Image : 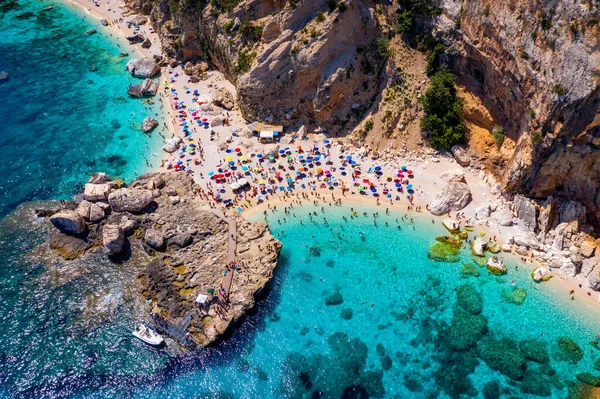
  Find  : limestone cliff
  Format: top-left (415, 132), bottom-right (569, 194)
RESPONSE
top-left (436, 0), bottom-right (600, 226)
top-left (127, 0), bottom-right (383, 133)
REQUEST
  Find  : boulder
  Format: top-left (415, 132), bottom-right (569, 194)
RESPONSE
top-left (100, 19), bottom-right (108, 26)
top-left (0, 71), bottom-right (8, 83)
top-left (263, 144), bottom-right (280, 158)
top-left (126, 57), bottom-right (159, 78)
top-left (142, 117), bottom-right (158, 133)
top-left (581, 258), bottom-right (596, 278)
top-left (210, 116), bottom-right (226, 127)
top-left (494, 207), bottom-right (514, 226)
top-left (163, 136), bottom-right (182, 153)
top-left (475, 203), bottom-right (492, 218)
top-left (84, 183), bottom-right (112, 201)
top-left (49, 211), bottom-right (87, 235)
top-left (429, 181), bottom-right (472, 216)
top-left (128, 79), bottom-right (158, 97)
top-left (532, 267), bottom-right (551, 282)
top-left (87, 172), bottom-right (111, 184)
top-left (50, 233), bottom-right (91, 260)
top-left (211, 87), bottom-right (234, 110)
top-left (559, 258), bottom-right (578, 278)
top-left (130, 15), bottom-right (147, 25)
top-left (126, 34), bottom-right (145, 44)
top-left (537, 196), bottom-right (554, 235)
top-left (170, 233), bottom-right (193, 248)
top-left (76, 200), bottom-right (92, 219)
top-left (141, 38), bottom-right (152, 49)
top-left (580, 239), bottom-right (596, 258)
top-left (262, 18), bottom-right (281, 43)
top-left (108, 188), bottom-right (154, 213)
top-left (298, 125), bottom-right (308, 138)
top-left (513, 233), bottom-right (539, 250)
top-left (487, 257), bottom-right (507, 275)
top-left (450, 145), bottom-right (470, 167)
top-left (442, 218), bottom-right (460, 232)
top-left (88, 203), bottom-right (105, 222)
top-left (589, 266), bottom-right (600, 291)
top-left (103, 224), bottom-right (126, 256)
top-left (440, 169), bottom-right (466, 183)
top-left (472, 237), bottom-right (487, 256)
top-left (514, 195), bottom-right (537, 233)
top-left (144, 229), bottom-right (165, 251)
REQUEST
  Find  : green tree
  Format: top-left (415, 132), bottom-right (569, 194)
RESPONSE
top-left (376, 37), bottom-right (391, 59)
top-left (420, 69), bottom-right (465, 151)
top-left (396, 10), bottom-right (413, 33)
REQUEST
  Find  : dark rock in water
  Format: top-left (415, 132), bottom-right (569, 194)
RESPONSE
top-left (309, 246), bottom-right (321, 256)
top-left (433, 349), bottom-right (479, 397)
top-left (49, 233), bottom-right (92, 260)
top-left (340, 307), bottom-right (353, 320)
top-left (447, 309), bottom-right (488, 350)
top-left (519, 339), bottom-right (549, 363)
top-left (326, 259), bottom-right (335, 267)
top-left (0, 71), bottom-right (9, 83)
top-left (299, 326), bottom-right (309, 336)
top-left (460, 262), bottom-right (479, 278)
top-left (455, 283), bottom-right (483, 315)
top-left (358, 370), bottom-right (385, 397)
top-left (520, 371), bottom-right (551, 397)
top-left (236, 358), bottom-right (250, 373)
top-left (269, 312), bottom-right (280, 322)
top-left (85, 29), bottom-right (97, 36)
top-left (403, 376), bottom-right (424, 393)
top-left (253, 366), bottom-right (269, 381)
top-left (35, 208), bottom-right (57, 217)
top-left (297, 271), bottom-right (313, 282)
top-left (477, 337), bottom-right (526, 380)
top-left (482, 381), bottom-right (500, 399)
top-left (119, 52), bottom-right (129, 57)
top-left (539, 362), bottom-right (556, 376)
top-left (376, 343), bottom-right (386, 357)
top-left (380, 355), bottom-right (392, 371)
top-left (502, 287), bottom-right (527, 305)
top-left (325, 291), bottom-right (343, 306)
top-left (577, 372), bottom-right (600, 387)
top-left (556, 336), bottom-right (584, 363)
top-left (100, 19), bottom-right (108, 26)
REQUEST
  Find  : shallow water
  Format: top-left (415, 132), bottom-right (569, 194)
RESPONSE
top-left (2, 201), bottom-right (600, 398)
top-left (0, 0), bottom-right (163, 217)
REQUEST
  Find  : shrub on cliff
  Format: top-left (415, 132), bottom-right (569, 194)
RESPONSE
top-left (420, 69), bottom-right (465, 151)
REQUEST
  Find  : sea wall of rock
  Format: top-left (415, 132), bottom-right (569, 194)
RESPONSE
top-left (125, 0), bottom-right (383, 133)
top-left (436, 0), bottom-right (600, 226)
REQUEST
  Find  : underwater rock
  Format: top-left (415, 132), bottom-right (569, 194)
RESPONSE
top-left (359, 370), bottom-right (385, 398)
top-left (403, 375), bottom-right (424, 393)
top-left (519, 339), bottom-right (550, 363)
top-left (309, 246), bottom-right (321, 257)
top-left (376, 343), bottom-right (386, 357)
top-left (482, 381), bottom-right (501, 399)
top-left (325, 291), bottom-right (344, 306)
top-left (455, 284), bottom-right (483, 314)
top-left (502, 288), bottom-right (527, 305)
top-left (460, 262), bottom-right (480, 278)
top-left (577, 372), bottom-right (600, 387)
top-left (380, 355), bottom-right (392, 371)
top-left (326, 259), bottom-right (335, 267)
top-left (433, 349), bottom-right (479, 397)
top-left (520, 371), bottom-right (552, 397)
top-left (447, 309), bottom-right (488, 350)
top-left (478, 337), bottom-right (527, 380)
top-left (556, 336), bottom-right (584, 363)
top-left (340, 308), bottom-right (353, 320)
top-left (428, 240), bottom-right (462, 263)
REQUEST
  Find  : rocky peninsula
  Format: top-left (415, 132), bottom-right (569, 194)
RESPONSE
top-left (43, 172), bottom-right (281, 347)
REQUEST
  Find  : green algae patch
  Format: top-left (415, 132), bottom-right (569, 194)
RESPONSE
top-left (487, 243), bottom-right (501, 254)
top-left (340, 307), bottom-right (353, 320)
top-left (470, 254), bottom-right (488, 267)
top-left (428, 238), bottom-right (462, 263)
top-left (456, 284), bottom-right (483, 314)
top-left (458, 231), bottom-right (468, 240)
top-left (521, 371), bottom-right (552, 397)
top-left (478, 337), bottom-right (526, 381)
top-left (556, 336), bottom-right (584, 363)
top-left (460, 262), bottom-right (479, 278)
top-left (502, 287), bottom-right (527, 305)
top-left (520, 339), bottom-right (550, 363)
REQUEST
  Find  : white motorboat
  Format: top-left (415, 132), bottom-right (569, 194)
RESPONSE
top-left (132, 324), bottom-right (164, 346)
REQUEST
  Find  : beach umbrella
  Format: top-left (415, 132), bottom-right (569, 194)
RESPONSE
top-left (316, 167), bottom-right (323, 174)
top-left (324, 139), bottom-right (330, 145)
top-left (235, 148), bottom-right (241, 152)
top-left (228, 161), bottom-right (235, 165)
top-left (240, 155), bottom-right (246, 161)
top-left (257, 154), bottom-right (263, 158)
top-left (242, 166), bottom-right (249, 171)
top-left (279, 149), bottom-right (285, 154)
top-left (259, 180), bottom-right (266, 185)
top-left (177, 160), bottom-right (183, 165)
top-left (287, 178), bottom-right (293, 183)
top-left (346, 155), bottom-right (352, 160)
top-left (395, 183), bottom-right (401, 188)
top-left (238, 178), bottom-right (248, 186)
top-left (226, 156), bottom-right (233, 162)
top-left (202, 118), bottom-right (208, 122)
top-left (275, 171), bottom-right (281, 176)
top-left (208, 171), bottom-right (215, 176)
top-left (230, 183), bottom-right (241, 190)
top-left (402, 166), bottom-right (407, 171)
top-left (407, 184), bottom-right (413, 189)
top-left (324, 170), bottom-right (331, 175)
top-left (207, 288), bottom-right (215, 294)
top-left (299, 155), bottom-right (304, 159)
top-left (374, 166), bottom-right (382, 172)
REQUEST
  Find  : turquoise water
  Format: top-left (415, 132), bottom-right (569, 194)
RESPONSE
top-left (0, 0), bottom-right (163, 217)
top-left (2, 201), bottom-right (600, 398)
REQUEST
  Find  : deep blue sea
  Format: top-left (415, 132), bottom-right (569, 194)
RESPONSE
top-left (0, 0), bottom-right (163, 218)
top-left (2, 1), bottom-right (600, 398)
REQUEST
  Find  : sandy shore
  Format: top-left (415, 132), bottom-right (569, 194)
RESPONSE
top-left (61, 0), bottom-right (600, 309)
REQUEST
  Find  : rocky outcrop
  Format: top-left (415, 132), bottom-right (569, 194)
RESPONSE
top-left (211, 87), bottom-right (234, 110)
top-left (108, 188), bottom-right (154, 213)
top-left (126, 57), bottom-right (160, 78)
top-left (450, 145), bottom-right (470, 167)
top-left (84, 183), bottom-right (112, 202)
top-left (44, 172), bottom-right (281, 348)
top-left (163, 136), bottom-right (182, 153)
top-left (128, 78), bottom-right (158, 97)
top-left (430, 181), bottom-right (472, 216)
top-left (49, 211), bottom-right (87, 235)
top-left (514, 195), bottom-right (538, 233)
top-left (103, 224), bottom-right (126, 256)
top-left (142, 117), bottom-right (159, 133)
top-left (472, 237), bottom-right (486, 257)
top-left (493, 207), bottom-right (514, 227)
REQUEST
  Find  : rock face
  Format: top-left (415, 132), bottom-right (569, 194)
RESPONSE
top-left (514, 195), bottom-right (538, 233)
top-left (125, 0), bottom-right (383, 134)
top-left (49, 211), bottom-right (87, 235)
top-left (103, 224), bottom-right (126, 256)
top-left (108, 188), bottom-right (154, 213)
top-left (142, 117), bottom-right (159, 133)
top-left (435, 1), bottom-right (600, 227)
top-left (126, 57), bottom-right (160, 78)
top-left (430, 181), bottom-right (472, 216)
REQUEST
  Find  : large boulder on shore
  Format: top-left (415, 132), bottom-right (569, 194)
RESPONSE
top-left (103, 224), bottom-right (126, 256)
top-left (494, 206), bottom-right (514, 226)
top-left (128, 79), bottom-right (158, 97)
top-left (126, 57), bottom-right (159, 78)
top-left (84, 183), bottom-right (112, 202)
top-left (211, 87), bottom-right (234, 110)
top-left (163, 137), bottom-right (182, 153)
top-left (430, 181), bottom-right (472, 216)
top-left (450, 145), bottom-right (470, 167)
top-left (142, 117), bottom-right (158, 133)
top-left (49, 210), bottom-right (87, 235)
top-left (108, 188), bottom-right (154, 213)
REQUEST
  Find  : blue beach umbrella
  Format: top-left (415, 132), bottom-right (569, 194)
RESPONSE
top-left (208, 171), bottom-right (215, 176)
top-left (407, 184), bottom-right (413, 189)
top-left (257, 154), bottom-right (263, 158)
top-left (375, 166), bottom-right (382, 172)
